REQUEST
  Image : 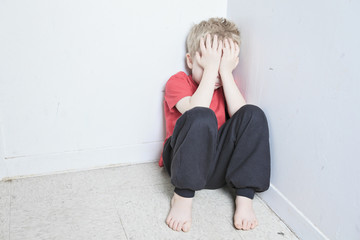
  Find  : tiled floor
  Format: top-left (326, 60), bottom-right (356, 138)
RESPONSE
top-left (0, 162), bottom-right (299, 240)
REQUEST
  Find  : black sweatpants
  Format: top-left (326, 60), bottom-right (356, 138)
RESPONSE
top-left (162, 105), bottom-right (270, 199)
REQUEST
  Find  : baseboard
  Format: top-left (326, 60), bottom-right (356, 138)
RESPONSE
top-left (3, 141), bottom-right (163, 180)
top-left (258, 184), bottom-right (330, 240)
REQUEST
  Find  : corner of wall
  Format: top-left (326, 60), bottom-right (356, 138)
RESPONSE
top-left (258, 184), bottom-right (330, 240)
top-left (0, 122), bottom-right (9, 180)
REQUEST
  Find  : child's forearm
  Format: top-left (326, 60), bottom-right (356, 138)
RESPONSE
top-left (221, 72), bottom-right (246, 117)
top-left (175, 69), bottom-right (217, 114)
top-left (189, 69), bottom-right (217, 107)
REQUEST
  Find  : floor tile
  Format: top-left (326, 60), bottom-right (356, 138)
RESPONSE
top-left (9, 190), bottom-right (127, 240)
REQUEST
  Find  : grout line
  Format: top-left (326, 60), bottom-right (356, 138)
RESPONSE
top-left (114, 200), bottom-right (129, 240)
top-left (101, 168), bottom-right (129, 240)
top-left (115, 206), bottom-right (129, 240)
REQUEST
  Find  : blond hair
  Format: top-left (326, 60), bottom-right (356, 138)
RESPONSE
top-left (186, 17), bottom-right (241, 57)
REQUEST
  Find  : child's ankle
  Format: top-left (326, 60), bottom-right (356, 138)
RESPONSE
top-left (236, 188), bottom-right (255, 199)
top-left (174, 188), bottom-right (195, 198)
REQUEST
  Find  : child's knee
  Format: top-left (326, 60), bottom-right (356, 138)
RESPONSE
top-left (185, 107), bottom-right (218, 129)
top-left (235, 104), bottom-right (268, 126)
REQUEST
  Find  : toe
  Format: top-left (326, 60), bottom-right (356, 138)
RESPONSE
top-left (245, 220), bottom-right (252, 230)
top-left (176, 221), bottom-right (183, 231)
top-left (250, 219), bottom-right (258, 229)
top-left (243, 220), bottom-right (250, 230)
top-left (237, 220), bottom-right (245, 230)
top-left (169, 219), bottom-right (175, 229)
top-left (166, 216), bottom-right (172, 225)
top-left (250, 221), bottom-right (256, 229)
top-left (182, 221), bottom-right (191, 232)
top-left (242, 219), bottom-right (247, 230)
top-left (172, 221), bottom-right (180, 231)
top-left (234, 220), bottom-right (242, 230)
top-left (241, 220), bottom-right (248, 230)
top-left (172, 220), bottom-right (178, 230)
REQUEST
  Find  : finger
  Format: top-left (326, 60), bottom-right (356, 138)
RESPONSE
top-left (223, 38), bottom-right (229, 55)
top-left (206, 34), bottom-right (211, 49)
top-left (217, 39), bottom-right (223, 53)
top-left (200, 37), bottom-right (206, 54)
top-left (224, 38), bottom-right (229, 49)
top-left (212, 34), bottom-right (218, 49)
top-left (195, 51), bottom-right (201, 63)
top-left (195, 51), bottom-right (203, 67)
top-left (235, 57), bottom-right (239, 67)
top-left (235, 43), bottom-right (240, 56)
top-left (229, 38), bottom-right (235, 54)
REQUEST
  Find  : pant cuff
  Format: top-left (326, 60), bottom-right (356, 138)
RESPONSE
top-left (236, 188), bottom-right (255, 199)
top-left (174, 187), bottom-right (195, 198)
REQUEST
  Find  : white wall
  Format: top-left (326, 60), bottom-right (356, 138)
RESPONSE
top-left (0, 0), bottom-right (227, 178)
top-left (228, 0), bottom-right (360, 239)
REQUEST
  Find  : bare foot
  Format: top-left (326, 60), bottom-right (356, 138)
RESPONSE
top-left (165, 192), bottom-right (193, 232)
top-left (234, 196), bottom-right (258, 230)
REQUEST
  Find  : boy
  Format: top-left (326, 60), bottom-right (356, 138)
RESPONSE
top-left (160, 18), bottom-right (270, 232)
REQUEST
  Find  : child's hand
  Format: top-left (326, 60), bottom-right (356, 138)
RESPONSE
top-left (219, 38), bottom-right (240, 76)
top-left (195, 34), bottom-right (223, 71)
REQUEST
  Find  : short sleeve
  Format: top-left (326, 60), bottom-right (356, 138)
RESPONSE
top-left (165, 72), bottom-right (194, 110)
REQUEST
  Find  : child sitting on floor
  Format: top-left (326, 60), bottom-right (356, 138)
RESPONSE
top-left (160, 17), bottom-right (271, 232)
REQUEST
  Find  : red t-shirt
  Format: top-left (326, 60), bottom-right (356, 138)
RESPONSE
top-left (159, 71), bottom-right (226, 167)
